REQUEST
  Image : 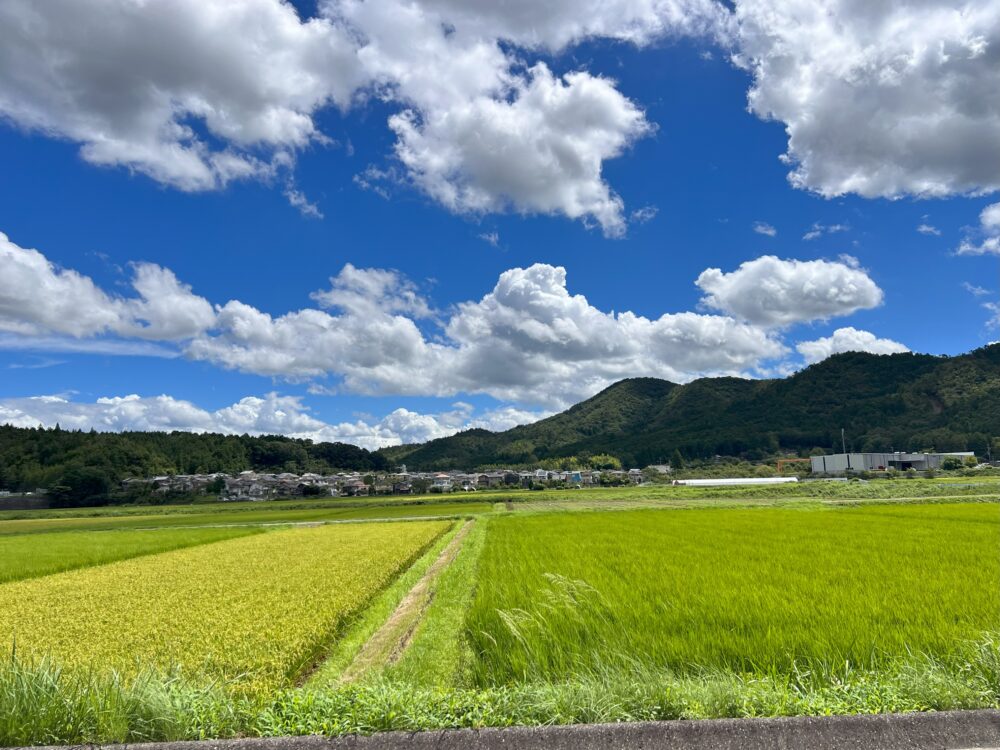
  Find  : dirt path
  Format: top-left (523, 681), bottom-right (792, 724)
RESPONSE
top-left (338, 519), bottom-right (474, 684)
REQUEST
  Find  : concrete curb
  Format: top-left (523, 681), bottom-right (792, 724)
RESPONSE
top-left (13, 710), bottom-right (1000, 750)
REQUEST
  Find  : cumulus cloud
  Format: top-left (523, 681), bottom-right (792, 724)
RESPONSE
top-left (1, 0), bottom-right (714, 233)
top-left (958, 202), bottom-right (1000, 256)
top-left (0, 392), bottom-right (550, 450)
top-left (796, 327), bottom-right (909, 365)
top-left (2, 232), bottom-right (799, 409)
top-left (404, 0), bottom-right (732, 50)
top-left (696, 255), bottom-right (884, 327)
top-left (0, 232), bottom-right (213, 340)
top-left (0, 0), bottom-right (363, 192)
top-left (386, 63), bottom-right (653, 237)
top-left (736, 0), bottom-right (1000, 198)
top-left (187, 262), bottom-right (787, 407)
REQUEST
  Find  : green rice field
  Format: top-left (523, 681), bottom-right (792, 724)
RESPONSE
top-left (466, 504), bottom-right (1000, 684)
top-left (0, 482), bottom-right (997, 745)
top-left (0, 526), bottom-right (262, 583)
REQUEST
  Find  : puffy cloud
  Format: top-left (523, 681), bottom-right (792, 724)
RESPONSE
top-left (11, 233), bottom-right (916, 410)
top-left (0, 392), bottom-right (549, 450)
top-left (0, 232), bottom-right (124, 337)
top-left (958, 202), bottom-right (1000, 255)
top-left (122, 264), bottom-right (216, 340)
top-left (437, 263), bottom-right (787, 404)
top-left (403, 0), bottom-right (732, 50)
top-left (311, 263), bottom-right (433, 319)
top-left (0, 232), bottom-right (213, 340)
top-left (1, 0), bottom-right (703, 232)
top-left (696, 255), bottom-right (884, 327)
top-left (386, 64), bottom-right (653, 237)
top-left (188, 262), bottom-right (787, 407)
top-left (0, 0), bottom-right (363, 191)
top-left (796, 327), bottom-right (909, 365)
top-left (736, 0), bottom-right (1000, 198)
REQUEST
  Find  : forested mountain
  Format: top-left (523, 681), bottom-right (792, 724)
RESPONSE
top-left (379, 344), bottom-right (1000, 470)
top-left (2, 345), bottom-right (999, 493)
top-left (0, 429), bottom-right (387, 495)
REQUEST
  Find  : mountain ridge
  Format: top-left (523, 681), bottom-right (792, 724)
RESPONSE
top-left (378, 344), bottom-right (1000, 469)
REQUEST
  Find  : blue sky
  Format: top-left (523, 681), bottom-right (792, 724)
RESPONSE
top-left (0, 0), bottom-right (998, 447)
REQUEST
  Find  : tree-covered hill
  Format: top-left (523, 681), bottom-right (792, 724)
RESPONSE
top-left (0, 428), bottom-right (387, 496)
top-left (379, 344), bottom-right (1000, 469)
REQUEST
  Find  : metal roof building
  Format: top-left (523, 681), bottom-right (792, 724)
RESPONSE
top-left (810, 451), bottom-right (975, 475)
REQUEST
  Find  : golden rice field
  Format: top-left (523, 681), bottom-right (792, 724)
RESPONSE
top-left (0, 521), bottom-right (448, 692)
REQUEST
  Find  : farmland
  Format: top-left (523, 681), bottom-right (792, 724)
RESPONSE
top-left (0, 481), bottom-right (997, 745)
top-left (0, 526), bottom-right (261, 583)
top-left (466, 504), bottom-right (1000, 684)
top-left (0, 521), bottom-right (449, 691)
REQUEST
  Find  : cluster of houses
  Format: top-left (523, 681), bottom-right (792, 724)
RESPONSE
top-left (121, 465), bottom-right (645, 500)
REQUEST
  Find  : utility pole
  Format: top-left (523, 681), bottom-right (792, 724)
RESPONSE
top-left (841, 428), bottom-right (847, 455)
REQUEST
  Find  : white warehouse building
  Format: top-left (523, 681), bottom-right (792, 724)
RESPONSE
top-left (810, 452), bottom-right (975, 475)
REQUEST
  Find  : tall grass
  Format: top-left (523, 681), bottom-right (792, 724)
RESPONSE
top-left (3, 636), bottom-right (998, 745)
top-left (467, 503), bottom-right (1000, 685)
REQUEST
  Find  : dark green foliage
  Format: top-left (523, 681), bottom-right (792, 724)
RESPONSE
top-left (0, 429), bottom-right (387, 504)
top-left (380, 344), bottom-right (1000, 469)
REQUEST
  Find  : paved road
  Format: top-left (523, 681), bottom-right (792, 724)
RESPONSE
top-left (13, 709), bottom-right (1000, 750)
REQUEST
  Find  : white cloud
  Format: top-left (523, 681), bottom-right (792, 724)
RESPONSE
top-left (796, 327), bottom-right (910, 365)
top-left (478, 232), bottom-right (500, 247)
top-left (1, 0), bottom-right (707, 233)
top-left (753, 221), bottom-right (777, 237)
top-left (696, 255), bottom-right (883, 327)
top-left (0, 392), bottom-right (550, 450)
top-left (0, 334), bottom-right (177, 359)
top-left (0, 0), bottom-right (363, 192)
top-left (736, 0), bottom-right (1000, 198)
top-left (630, 206), bottom-right (659, 224)
top-left (0, 232), bottom-right (214, 340)
top-left (958, 202), bottom-right (1000, 256)
top-left (963, 282), bottom-right (991, 297)
top-left (283, 184), bottom-right (324, 219)
top-left (917, 223), bottom-right (942, 236)
top-left (386, 63), bottom-right (653, 237)
top-left (400, 0), bottom-right (732, 51)
top-left (9, 232), bottom-right (919, 411)
top-left (802, 223), bottom-right (848, 241)
top-left (986, 301), bottom-right (1000, 329)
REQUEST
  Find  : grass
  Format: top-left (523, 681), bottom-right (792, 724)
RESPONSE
top-left (466, 503), bottom-right (1000, 685)
top-left (3, 634), bottom-right (998, 746)
top-left (0, 501), bottom-right (491, 535)
top-left (305, 521), bottom-right (464, 688)
top-left (3, 475), bottom-right (997, 525)
top-left (386, 518), bottom-right (489, 688)
top-left (0, 526), bottom-right (263, 583)
top-left (0, 521), bottom-right (450, 692)
top-left (1, 497), bottom-right (997, 745)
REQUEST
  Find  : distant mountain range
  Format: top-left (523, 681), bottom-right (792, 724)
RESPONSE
top-left (378, 344), bottom-right (1000, 470)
